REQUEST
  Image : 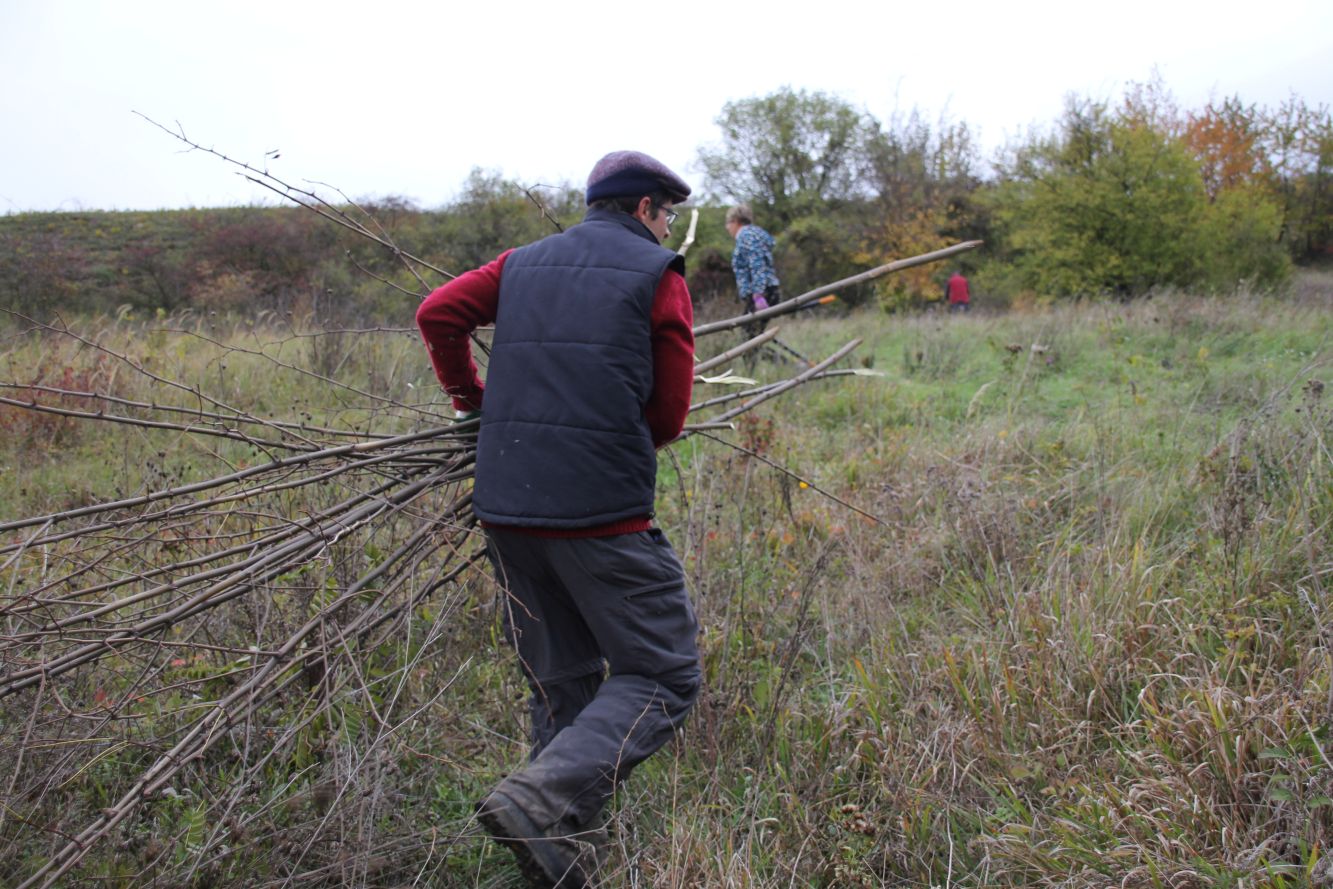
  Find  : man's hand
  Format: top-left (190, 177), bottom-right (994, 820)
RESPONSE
top-left (751, 293), bottom-right (769, 311)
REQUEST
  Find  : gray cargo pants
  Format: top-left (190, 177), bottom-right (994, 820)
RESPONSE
top-left (483, 527), bottom-right (702, 829)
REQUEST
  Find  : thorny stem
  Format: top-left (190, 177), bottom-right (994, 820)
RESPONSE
top-left (133, 112), bottom-right (454, 284)
top-left (693, 430), bottom-right (889, 529)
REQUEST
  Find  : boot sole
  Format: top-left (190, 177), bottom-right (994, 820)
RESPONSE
top-left (476, 792), bottom-right (592, 888)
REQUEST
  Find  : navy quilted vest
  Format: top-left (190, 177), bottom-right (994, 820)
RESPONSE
top-left (473, 209), bottom-right (685, 528)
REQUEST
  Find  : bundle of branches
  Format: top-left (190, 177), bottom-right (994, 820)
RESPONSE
top-left (0, 127), bottom-right (978, 887)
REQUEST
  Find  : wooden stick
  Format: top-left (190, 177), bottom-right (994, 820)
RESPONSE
top-left (675, 208), bottom-right (699, 256)
top-left (0, 395), bottom-right (316, 452)
top-left (0, 426), bottom-right (459, 534)
top-left (694, 328), bottom-right (781, 374)
top-left (688, 368), bottom-right (866, 412)
top-left (0, 382), bottom-right (398, 440)
top-left (706, 339), bottom-right (862, 424)
top-left (692, 240), bottom-right (983, 337)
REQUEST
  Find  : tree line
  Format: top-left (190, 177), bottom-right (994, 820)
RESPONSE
top-left (2, 79), bottom-right (1329, 322)
top-left (699, 80), bottom-right (1330, 309)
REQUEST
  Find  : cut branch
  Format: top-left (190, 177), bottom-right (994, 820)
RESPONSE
top-left (692, 240), bottom-right (983, 337)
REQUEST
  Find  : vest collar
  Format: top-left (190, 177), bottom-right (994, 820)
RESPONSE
top-left (583, 207), bottom-right (660, 245)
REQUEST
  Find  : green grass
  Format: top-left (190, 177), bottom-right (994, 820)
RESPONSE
top-left (1, 277), bottom-right (1331, 887)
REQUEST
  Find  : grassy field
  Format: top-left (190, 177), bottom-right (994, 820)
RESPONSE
top-left (1, 274), bottom-right (1331, 887)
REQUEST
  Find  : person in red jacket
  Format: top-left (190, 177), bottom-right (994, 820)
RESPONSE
top-left (416, 150), bottom-right (700, 888)
top-left (946, 270), bottom-right (971, 313)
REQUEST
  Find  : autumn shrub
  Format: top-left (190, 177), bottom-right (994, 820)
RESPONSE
top-left (776, 213), bottom-right (867, 303)
top-left (192, 209), bottom-right (335, 313)
top-left (0, 336), bottom-right (117, 450)
top-left (0, 229), bottom-right (90, 317)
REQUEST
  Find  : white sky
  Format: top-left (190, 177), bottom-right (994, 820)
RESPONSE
top-left (3, 0), bottom-right (1330, 213)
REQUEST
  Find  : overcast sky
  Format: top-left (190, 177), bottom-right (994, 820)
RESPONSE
top-left (3, 0), bottom-right (1330, 213)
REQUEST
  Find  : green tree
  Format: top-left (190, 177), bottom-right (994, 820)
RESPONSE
top-left (696, 87), bottom-right (875, 226)
top-left (776, 213), bottom-right (862, 302)
top-left (1260, 96), bottom-right (1333, 260)
top-left (423, 169), bottom-right (581, 272)
top-left (1195, 185), bottom-right (1289, 290)
top-left (984, 93), bottom-right (1288, 298)
top-left (1184, 94), bottom-right (1331, 264)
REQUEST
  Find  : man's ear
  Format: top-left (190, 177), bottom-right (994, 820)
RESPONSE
top-left (635, 196), bottom-right (654, 220)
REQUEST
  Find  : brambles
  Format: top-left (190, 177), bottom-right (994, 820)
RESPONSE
top-left (0, 343), bottom-right (115, 450)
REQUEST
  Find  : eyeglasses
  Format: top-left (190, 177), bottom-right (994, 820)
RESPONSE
top-left (658, 206), bottom-right (679, 226)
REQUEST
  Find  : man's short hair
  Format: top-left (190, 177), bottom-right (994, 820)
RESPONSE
top-left (726, 205), bottom-right (753, 225)
top-left (589, 190), bottom-right (674, 216)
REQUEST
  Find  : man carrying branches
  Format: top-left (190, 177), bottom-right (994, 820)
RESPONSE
top-left (415, 151), bottom-right (702, 888)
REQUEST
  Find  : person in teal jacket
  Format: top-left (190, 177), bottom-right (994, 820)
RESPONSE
top-left (725, 204), bottom-right (781, 318)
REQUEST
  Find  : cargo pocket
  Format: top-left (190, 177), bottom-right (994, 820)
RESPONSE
top-left (615, 581), bottom-right (699, 676)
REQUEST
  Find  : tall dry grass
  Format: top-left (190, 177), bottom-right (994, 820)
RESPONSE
top-left (0, 279), bottom-right (1330, 887)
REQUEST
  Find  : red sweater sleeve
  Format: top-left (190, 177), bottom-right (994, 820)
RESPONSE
top-left (415, 251), bottom-right (512, 412)
top-left (646, 268), bottom-right (695, 447)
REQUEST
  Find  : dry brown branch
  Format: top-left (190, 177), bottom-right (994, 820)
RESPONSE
top-left (0, 382), bottom-right (394, 441)
top-left (134, 112), bottom-right (455, 284)
top-left (345, 252), bottom-right (430, 298)
top-left (703, 339), bottom-right (862, 425)
top-left (693, 429), bottom-right (888, 529)
top-left (15, 513), bottom-right (480, 889)
top-left (4, 310), bottom-right (325, 451)
top-left (302, 178), bottom-right (437, 294)
top-left (0, 425), bottom-right (459, 535)
top-left (0, 393), bottom-right (316, 452)
top-left (154, 325), bottom-right (447, 422)
top-left (522, 185), bottom-right (566, 234)
top-left (688, 368), bottom-right (870, 413)
top-left (3, 461), bottom-right (446, 632)
top-left (691, 240), bottom-right (983, 337)
top-left (693, 328), bottom-right (781, 375)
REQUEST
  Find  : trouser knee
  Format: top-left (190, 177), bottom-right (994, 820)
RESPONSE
top-left (660, 663), bottom-right (702, 718)
top-left (528, 670), bottom-right (602, 758)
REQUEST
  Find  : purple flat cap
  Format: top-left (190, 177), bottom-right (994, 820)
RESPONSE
top-left (585, 150), bottom-right (691, 205)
